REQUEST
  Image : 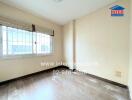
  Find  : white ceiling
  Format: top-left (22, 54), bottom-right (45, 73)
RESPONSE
top-left (0, 0), bottom-right (118, 25)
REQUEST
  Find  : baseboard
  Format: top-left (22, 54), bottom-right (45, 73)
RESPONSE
top-left (0, 66), bottom-right (128, 89)
top-left (87, 73), bottom-right (127, 88)
top-left (72, 69), bottom-right (128, 88)
top-left (0, 65), bottom-right (68, 86)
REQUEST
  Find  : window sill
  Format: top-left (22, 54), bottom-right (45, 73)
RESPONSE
top-left (0, 53), bottom-right (53, 60)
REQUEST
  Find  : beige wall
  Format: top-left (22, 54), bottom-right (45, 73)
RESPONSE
top-left (0, 2), bottom-right (62, 82)
top-left (129, 0), bottom-right (132, 99)
top-left (76, 0), bottom-right (129, 85)
top-left (63, 21), bottom-right (74, 69)
top-left (63, 0), bottom-right (129, 85)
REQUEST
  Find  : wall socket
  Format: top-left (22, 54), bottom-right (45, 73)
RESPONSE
top-left (115, 71), bottom-right (122, 77)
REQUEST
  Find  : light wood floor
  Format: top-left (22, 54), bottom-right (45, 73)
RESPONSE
top-left (0, 68), bottom-right (130, 100)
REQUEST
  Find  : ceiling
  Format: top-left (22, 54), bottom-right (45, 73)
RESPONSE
top-left (0, 0), bottom-right (118, 25)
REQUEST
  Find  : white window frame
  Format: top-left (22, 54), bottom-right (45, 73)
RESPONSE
top-left (0, 26), bottom-right (54, 59)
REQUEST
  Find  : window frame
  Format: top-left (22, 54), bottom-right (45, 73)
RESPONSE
top-left (0, 25), bottom-right (54, 59)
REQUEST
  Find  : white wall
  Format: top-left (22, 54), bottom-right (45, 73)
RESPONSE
top-left (0, 2), bottom-right (63, 82)
top-left (129, 0), bottom-right (132, 99)
top-left (63, 0), bottom-right (129, 85)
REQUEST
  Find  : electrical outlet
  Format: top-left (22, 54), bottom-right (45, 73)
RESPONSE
top-left (115, 71), bottom-right (122, 77)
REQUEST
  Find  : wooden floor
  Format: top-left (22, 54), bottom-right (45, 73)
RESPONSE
top-left (0, 68), bottom-right (130, 100)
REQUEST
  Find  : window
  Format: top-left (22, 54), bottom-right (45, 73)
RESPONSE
top-left (1, 26), bottom-right (53, 56)
top-left (35, 32), bottom-right (52, 54)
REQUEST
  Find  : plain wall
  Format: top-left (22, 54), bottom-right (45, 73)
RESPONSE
top-left (0, 2), bottom-right (63, 82)
top-left (63, 21), bottom-right (74, 69)
top-left (63, 0), bottom-right (129, 85)
top-left (76, 0), bottom-right (129, 85)
top-left (129, 0), bottom-right (132, 99)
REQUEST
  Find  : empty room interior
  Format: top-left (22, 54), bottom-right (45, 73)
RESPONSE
top-left (0, 0), bottom-right (132, 100)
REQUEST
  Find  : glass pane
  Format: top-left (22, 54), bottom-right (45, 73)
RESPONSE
top-left (29, 32), bottom-right (32, 42)
top-left (3, 40), bottom-right (7, 55)
top-left (36, 32), bottom-right (52, 54)
top-left (8, 45), bottom-right (12, 55)
top-left (33, 32), bottom-right (37, 54)
top-left (2, 26), bottom-right (7, 55)
top-left (2, 26), bottom-right (7, 41)
top-left (17, 30), bottom-right (23, 42)
top-left (6, 27), bottom-right (33, 55)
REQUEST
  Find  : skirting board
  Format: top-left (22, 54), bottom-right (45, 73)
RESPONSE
top-left (72, 68), bottom-right (128, 88)
top-left (0, 65), bottom-right (69, 86)
top-left (0, 65), bottom-right (128, 89)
